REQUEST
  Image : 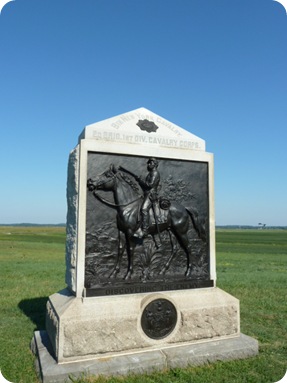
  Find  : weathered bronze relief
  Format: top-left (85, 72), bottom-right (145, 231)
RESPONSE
top-left (141, 299), bottom-right (177, 339)
top-left (136, 119), bottom-right (159, 133)
top-left (85, 153), bottom-right (212, 296)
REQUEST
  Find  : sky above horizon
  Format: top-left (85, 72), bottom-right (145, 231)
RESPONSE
top-left (0, 0), bottom-right (286, 226)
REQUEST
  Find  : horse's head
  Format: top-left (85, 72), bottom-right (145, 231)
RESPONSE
top-left (87, 165), bottom-right (118, 192)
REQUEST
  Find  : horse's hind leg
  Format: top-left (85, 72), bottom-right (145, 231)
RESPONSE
top-left (124, 235), bottom-right (136, 280)
top-left (178, 233), bottom-right (197, 278)
top-left (109, 230), bottom-right (125, 278)
top-left (160, 230), bottom-right (177, 275)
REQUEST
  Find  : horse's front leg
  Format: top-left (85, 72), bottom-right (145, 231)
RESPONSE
top-left (124, 235), bottom-right (136, 280)
top-left (151, 233), bottom-right (162, 249)
top-left (109, 230), bottom-right (125, 278)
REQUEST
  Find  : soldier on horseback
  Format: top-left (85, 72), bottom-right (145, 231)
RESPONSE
top-left (119, 158), bottom-right (161, 238)
top-left (87, 161), bottom-right (205, 279)
top-left (135, 158), bottom-right (160, 238)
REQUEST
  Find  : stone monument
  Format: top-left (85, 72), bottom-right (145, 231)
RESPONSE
top-left (32, 108), bottom-right (258, 383)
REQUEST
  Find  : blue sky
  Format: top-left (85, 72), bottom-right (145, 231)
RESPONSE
top-left (0, 0), bottom-right (286, 226)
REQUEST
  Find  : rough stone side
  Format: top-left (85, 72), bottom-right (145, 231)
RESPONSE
top-left (47, 288), bottom-right (240, 362)
top-left (175, 304), bottom-right (239, 342)
top-left (61, 304), bottom-right (239, 358)
top-left (46, 300), bottom-right (59, 358)
top-left (63, 317), bottom-right (141, 358)
top-left (58, 292), bottom-right (239, 359)
top-left (65, 145), bottom-right (79, 293)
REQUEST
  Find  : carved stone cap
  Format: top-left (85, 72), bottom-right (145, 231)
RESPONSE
top-left (79, 107), bottom-right (205, 152)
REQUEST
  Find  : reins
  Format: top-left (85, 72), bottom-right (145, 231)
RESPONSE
top-left (93, 191), bottom-right (142, 208)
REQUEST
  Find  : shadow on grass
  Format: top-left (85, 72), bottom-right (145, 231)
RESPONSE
top-left (18, 297), bottom-right (49, 330)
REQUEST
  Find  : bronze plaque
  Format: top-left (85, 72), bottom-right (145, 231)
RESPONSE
top-left (85, 153), bottom-right (213, 296)
top-left (141, 298), bottom-right (177, 339)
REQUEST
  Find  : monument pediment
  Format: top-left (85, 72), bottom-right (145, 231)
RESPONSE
top-left (79, 107), bottom-right (205, 151)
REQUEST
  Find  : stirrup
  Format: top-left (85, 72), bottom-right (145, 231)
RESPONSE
top-left (133, 227), bottom-right (148, 239)
top-left (133, 228), bottom-right (144, 238)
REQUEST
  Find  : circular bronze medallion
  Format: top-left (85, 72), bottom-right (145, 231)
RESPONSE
top-left (141, 298), bottom-right (177, 339)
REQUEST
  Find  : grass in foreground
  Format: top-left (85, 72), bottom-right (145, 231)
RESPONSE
top-left (0, 227), bottom-right (286, 383)
top-left (0, 226), bottom-right (66, 383)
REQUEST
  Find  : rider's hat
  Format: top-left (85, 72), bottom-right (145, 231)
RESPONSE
top-left (147, 157), bottom-right (158, 167)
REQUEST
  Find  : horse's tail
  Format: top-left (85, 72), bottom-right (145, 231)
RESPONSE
top-left (185, 206), bottom-right (206, 241)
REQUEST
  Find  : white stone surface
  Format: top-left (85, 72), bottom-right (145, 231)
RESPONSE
top-left (79, 107), bottom-right (205, 151)
top-left (46, 287), bottom-right (239, 363)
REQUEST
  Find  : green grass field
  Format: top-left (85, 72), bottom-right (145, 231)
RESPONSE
top-left (0, 227), bottom-right (286, 383)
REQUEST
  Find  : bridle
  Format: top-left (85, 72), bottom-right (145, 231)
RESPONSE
top-left (90, 171), bottom-right (142, 208)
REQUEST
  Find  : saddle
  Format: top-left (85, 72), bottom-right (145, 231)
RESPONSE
top-left (133, 197), bottom-right (171, 238)
top-left (147, 197), bottom-right (170, 226)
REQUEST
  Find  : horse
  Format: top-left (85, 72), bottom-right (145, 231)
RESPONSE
top-left (87, 165), bottom-right (205, 280)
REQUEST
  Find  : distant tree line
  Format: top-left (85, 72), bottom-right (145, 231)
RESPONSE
top-left (0, 223), bottom-right (286, 230)
top-left (216, 225), bottom-right (287, 230)
top-left (0, 223), bottom-right (66, 227)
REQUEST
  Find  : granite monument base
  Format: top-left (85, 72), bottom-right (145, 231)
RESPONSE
top-left (32, 331), bottom-right (258, 383)
top-left (32, 287), bottom-right (258, 382)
